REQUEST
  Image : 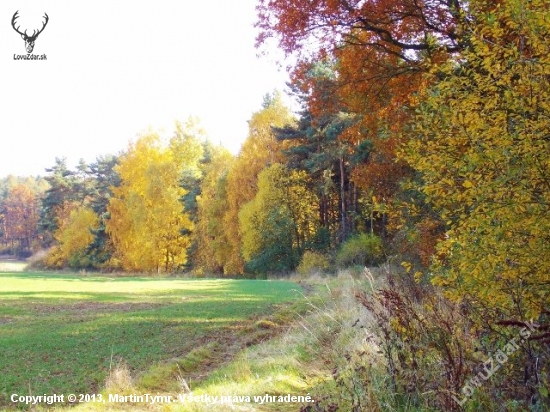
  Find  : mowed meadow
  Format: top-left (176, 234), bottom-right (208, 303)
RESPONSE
top-left (0, 266), bottom-right (304, 409)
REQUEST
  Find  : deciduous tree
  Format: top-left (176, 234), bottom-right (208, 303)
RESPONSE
top-left (223, 92), bottom-right (294, 273)
top-left (106, 133), bottom-right (193, 273)
top-left (1, 184), bottom-right (40, 255)
top-left (194, 146), bottom-right (235, 274)
top-left (46, 206), bottom-right (99, 268)
top-left (239, 163), bottom-right (319, 274)
top-left (403, 0), bottom-right (550, 320)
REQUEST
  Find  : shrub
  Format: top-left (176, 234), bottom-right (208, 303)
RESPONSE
top-left (297, 251), bottom-right (332, 276)
top-left (352, 270), bottom-right (550, 411)
top-left (336, 233), bottom-right (383, 268)
top-left (244, 239), bottom-right (298, 275)
top-left (356, 277), bottom-right (476, 411)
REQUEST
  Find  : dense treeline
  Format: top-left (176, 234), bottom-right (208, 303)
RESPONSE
top-left (0, 91), bottom-right (395, 275)
top-left (253, 0), bottom-right (549, 409)
top-left (0, 176), bottom-right (48, 256)
top-left (1, 97), bottom-right (385, 275)
top-left (1, 0), bottom-right (549, 408)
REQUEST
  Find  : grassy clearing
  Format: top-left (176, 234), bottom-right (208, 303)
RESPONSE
top-left (68, 270), bottom-right (384, 412)
top-left (0, 271), bottom-right (301, 409)
top-left (2, 268), bottom-right (389, 412)
top-left (163, 269), bottom-right (387, 412)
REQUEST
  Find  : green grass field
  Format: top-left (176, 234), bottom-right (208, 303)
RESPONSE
top-left (0, 270), bottom-right (302, 409)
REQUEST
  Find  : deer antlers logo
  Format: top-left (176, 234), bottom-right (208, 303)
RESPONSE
top-left (11, 11), bottom-right (49, 54)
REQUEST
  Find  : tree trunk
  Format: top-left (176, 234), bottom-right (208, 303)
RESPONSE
top-left (340, 156), bottom-right (347, 242)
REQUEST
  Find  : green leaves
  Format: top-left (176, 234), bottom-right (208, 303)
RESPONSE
top-left (239, 164), bottom-right (318, 274)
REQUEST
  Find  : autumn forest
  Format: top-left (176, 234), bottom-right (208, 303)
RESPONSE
top-left (1, 0), bottom-right (549, 409)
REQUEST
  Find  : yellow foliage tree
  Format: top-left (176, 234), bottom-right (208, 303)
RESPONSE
top-left (239, 163), bottom-right (319, 273)
top-left (46, 204), bottom-right (99, 268)
top-left (194, 146), bottom-right (235, 274)
top-left (223, 93), bottom-right (294, 274)
top-left (2, 184), bottom-right (40, 253)
top-left (106, 133), bottom-right (193, 273)
top-left (403, 0), bottom-right (550, 320)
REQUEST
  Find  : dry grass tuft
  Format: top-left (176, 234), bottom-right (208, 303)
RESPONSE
top-left (105, 358), bottom-right (134, 393)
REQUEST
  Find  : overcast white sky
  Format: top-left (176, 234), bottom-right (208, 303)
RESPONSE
top-left (0, 0), bottom-right (292, 177)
